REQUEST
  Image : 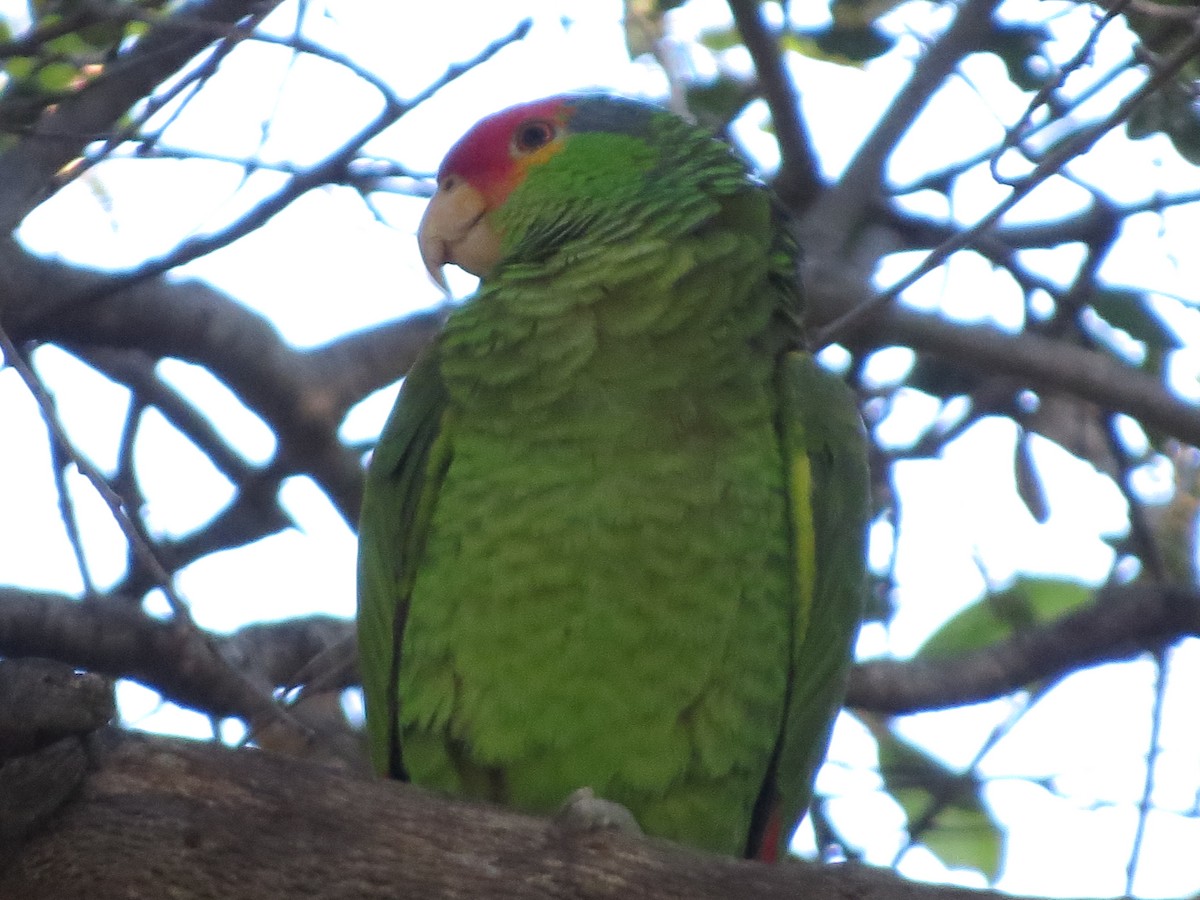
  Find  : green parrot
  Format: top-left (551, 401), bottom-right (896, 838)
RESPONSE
top-left (357, 94), bottom-right (870, 861)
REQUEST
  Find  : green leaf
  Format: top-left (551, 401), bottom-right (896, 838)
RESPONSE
top-left (816, 23), bottom-right (894, 61)
top-left (917, 576), bottom-right (1094, 659)
top-left (686, 75), bottom-right (753, 130)
top-left (1014, 428), bottom-right (1049, 524)
top-left (905, 354), bottom-right (980, 399)
top-left (46, 31), bottom-right (91, 56)
top-left (698, 25), bottom-right (742, 52)
top-left (1166, 110), bottom-right (1200, 166)
top-left (35, 61), bottom-right (79, 93)
top-left (878, 730), bottom-right (962, 796)
top-left (986, 23), bottom-right (1051, 93)
top-left (783, 24), bottom-right (894, 65)
top-left (1090, 287), bottom-right (1183, 351)
top-left (1126, 83), bottom-right (1200, 165)
top-left (78, 20), bottom-right (128, 51)
top-left (876, 730), bottom-right (1002, 880)
top-left (918, 803), bottom-right (1003, 878)
top-left (6, 57), bottom-right (36, 81)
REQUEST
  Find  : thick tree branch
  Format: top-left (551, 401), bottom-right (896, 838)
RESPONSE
top-left (0, 727), bottom-right (1027, 900)
top-left (0, 588), bottom-right (324, 734)
top-left (0, 587), bottom-right (354, 717)
top-left (0, 659), bottom-right (113, 760)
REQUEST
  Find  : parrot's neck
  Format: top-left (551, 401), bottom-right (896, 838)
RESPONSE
top-left (439, 200), bottom-right (783, 431)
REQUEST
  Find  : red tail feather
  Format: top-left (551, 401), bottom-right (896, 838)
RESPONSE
top-left (753, 806), bottom-right (783, 863)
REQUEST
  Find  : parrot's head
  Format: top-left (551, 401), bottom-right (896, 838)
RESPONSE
top-left (417, 94), bottom-right (730, 290)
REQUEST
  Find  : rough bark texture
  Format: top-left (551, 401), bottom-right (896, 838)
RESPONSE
top-left (0, 728), bottom-right (1016, 900)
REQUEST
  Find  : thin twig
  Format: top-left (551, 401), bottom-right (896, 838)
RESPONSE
top-left (991, 0), bottom-right (1129, 184)
top-left (1, 329), bottom-right (195, 625)
top-left (817, 21), bottom-right (1200, 347)
top-left (0, 324), bottom-right (316, 751)
top-left (86, 17), bottom-right (532, 294)
top-left (47, 422), bottom-right (98, 596)
top-left (1126, 646), bottom-right (1168, 895)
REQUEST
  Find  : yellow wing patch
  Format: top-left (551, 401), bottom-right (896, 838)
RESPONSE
top-left (789, 448), bottom-right (816, 643)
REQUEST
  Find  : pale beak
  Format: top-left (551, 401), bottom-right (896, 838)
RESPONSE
top-left (417, 176), bottom-right (502, 292)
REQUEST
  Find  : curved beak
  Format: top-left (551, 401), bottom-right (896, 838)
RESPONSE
top-left (417, 176), bottom-right (502, 292)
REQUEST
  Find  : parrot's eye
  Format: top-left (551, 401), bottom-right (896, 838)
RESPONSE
top-left (513, 119), bottom-right (556, 154)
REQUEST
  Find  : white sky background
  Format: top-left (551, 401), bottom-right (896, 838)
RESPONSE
top-left (3, 0), bottom-right (1200, 895)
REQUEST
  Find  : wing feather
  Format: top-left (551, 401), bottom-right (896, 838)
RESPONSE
top-left (357, 342), bottom-right (453, 778)
top-left (751, 351), bottom-right (870, 859)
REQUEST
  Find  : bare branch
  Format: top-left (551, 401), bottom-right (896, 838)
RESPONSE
top-left (811, 0), bottom-right (1003, 238)
top-left (847, 582), bottom-right (1200, 713)
top-left (96, 18), bottom-right (532, 290)
top-left (0, 323), bottom-right (202, 622)
top-left (0, 659), bottom-right (113, 760)
top-left (726, 0), bottom-right (821, 206)
top-left (819, 19), bottom-right (1200, 342)
top-left (0, 727), bottom-right (1037, 900)
top-left (861, 305), bottom-right (1200, 447)
top-left (0, 587), bottom-right (323, 740)
top-left (5, 244), bottom-right (445, 523)
top-left (0, 0), bottom-right (284, 233)
top-left (9, 576), bottom-right (1195, 726)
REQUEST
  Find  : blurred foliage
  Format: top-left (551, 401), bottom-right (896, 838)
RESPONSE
top-left (623, 0), bottom-right (689, 60)
top-left (874, 727), bottom-right (1004, 880)
top-left (1121, 0), bottom-right (1200, 163)
top-left (0, 0), bottom-right (156, 149)
top-left (916, 577), bottom-right (1095, 659)
top-left (984, 21), bottom-right (1052, 92)
top-left (1149, 444), bottom-right (1200, 584)
top-left (1089, 287), bottom-right (1183, 356)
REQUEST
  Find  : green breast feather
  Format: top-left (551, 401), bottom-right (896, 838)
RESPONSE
top-left (357, 94), bottom-right (870, 860)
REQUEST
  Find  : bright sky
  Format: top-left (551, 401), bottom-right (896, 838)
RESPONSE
top-left (2, 0), bottom-right (1200, 895)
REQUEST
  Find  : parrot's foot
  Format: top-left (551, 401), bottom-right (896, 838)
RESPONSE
top-left (553, 787), bottom-right (643, 838)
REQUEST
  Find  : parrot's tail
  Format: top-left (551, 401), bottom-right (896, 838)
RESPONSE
top-left (750, 806), bottom-right (782, 863)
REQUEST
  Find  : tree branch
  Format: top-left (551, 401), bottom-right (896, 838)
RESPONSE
top-left (0, 0), bottom-right (282, 233)
top-left (92, 17), bottom-right (532, 291)
top-left (847, 582), bottom-right (1200, 713)
top-left (726, 0), bottom-right (822, 207)
top-left (860, 304), bottom-right (1200, 448)
top-left (6, 581), bottom-right (1198, 724)
top-left (818, 17), bottom-right (1200, 341)
top-left (0, 588), bottom-right (323, 735)
top-left (0, 727), bottom-right (1029, 900)
top-left (5, 243), bottom-right (444, 524)
top-left (811, 0), bottom-right (1002, 239)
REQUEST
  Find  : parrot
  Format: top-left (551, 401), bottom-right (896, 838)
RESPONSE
top-left (356, 93), bottom-right (870, 861)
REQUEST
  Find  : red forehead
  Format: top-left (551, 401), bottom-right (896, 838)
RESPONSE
top-left (437, 96), bottom-right (571, 182)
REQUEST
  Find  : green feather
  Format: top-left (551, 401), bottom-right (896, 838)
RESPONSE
top-left (357, 95), bottom-right (870, 858)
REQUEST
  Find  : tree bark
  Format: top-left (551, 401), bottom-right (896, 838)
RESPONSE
top-left (0, 728), bottom-right (1023, 900)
